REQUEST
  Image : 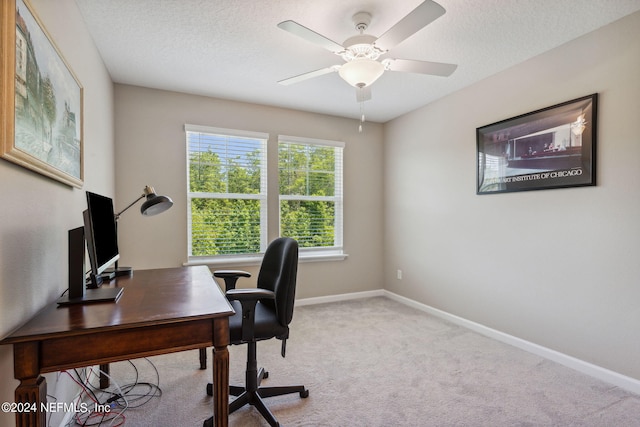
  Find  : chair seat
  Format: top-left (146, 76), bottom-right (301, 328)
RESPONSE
top-left (229, 300), bottom-right (288, 344)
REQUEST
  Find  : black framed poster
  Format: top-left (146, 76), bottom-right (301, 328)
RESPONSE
top-left (477, 94), bottom-right (597, 195)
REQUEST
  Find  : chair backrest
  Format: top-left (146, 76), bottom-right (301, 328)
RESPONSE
top-left (257, 237), bottom-right (299, 326)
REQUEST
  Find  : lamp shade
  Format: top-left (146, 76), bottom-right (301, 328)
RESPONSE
top-left (140, 186), bottom-right (174, 216)
top-left (338, 59), bottom-right (385, 88)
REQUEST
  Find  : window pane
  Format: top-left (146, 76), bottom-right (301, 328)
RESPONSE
top-left (278, 139), bottom-right (342, 250)
top-left (187, 126), bottom-right (267, 257)
top-left (189, 151), bottom-right (224, 193)
top-left (279, 144), bottom-right (336, 196)
top-left (280, 200), bottom-right (335, 248)
top-left (191, 198), bottom-right (261, 255)
top-left (188, 132), bottom-right (263, 194)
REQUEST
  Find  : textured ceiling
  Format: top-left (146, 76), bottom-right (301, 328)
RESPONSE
top-left (74, 0), bottom-right (640, 123)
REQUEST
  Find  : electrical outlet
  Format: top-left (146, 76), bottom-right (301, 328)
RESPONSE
top-left (397, 269), bottom-right (403, 280)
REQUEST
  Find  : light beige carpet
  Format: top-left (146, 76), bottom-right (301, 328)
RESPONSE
top-left (92, 297), bottom-right (640, 426)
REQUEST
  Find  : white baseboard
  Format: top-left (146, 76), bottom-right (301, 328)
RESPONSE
top-left (296, 289), bottom-right (640, 395)
top-left (296, 289), bottom-right (385, 306)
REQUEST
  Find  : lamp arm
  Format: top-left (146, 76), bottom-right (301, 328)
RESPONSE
top-left (114, 193), bottom-right (145, 221)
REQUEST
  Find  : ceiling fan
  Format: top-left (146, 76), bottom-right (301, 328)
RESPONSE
top-left (277, 0), bottom-right (457, 103)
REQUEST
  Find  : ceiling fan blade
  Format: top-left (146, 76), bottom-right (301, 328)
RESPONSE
top-left (385, 59), bottom-right (457, 77)
top-left (278, 67), bottom-right (338, 86)
top-left (356, 86), bottom-right (372, 102)
top-left (375, 0), bottom-right (446, 52)
top-left (277, 20), bottom-right (344, 53)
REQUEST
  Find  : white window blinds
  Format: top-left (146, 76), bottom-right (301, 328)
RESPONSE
top-left (278, 135), bottom-right (344, 250)
top-left (186, 125), bottom-right (267, 256)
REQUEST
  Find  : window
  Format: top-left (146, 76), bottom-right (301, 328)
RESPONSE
top-left (279, 136), bottom-right (344, 252)
top-left (186, 126), bottom-right (344, 262)
top-left (186, 125), bottom-right (267, 257)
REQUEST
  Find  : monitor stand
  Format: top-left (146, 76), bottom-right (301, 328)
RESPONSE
top-left (87, 271), bottom-right (116, 289)
top-left (57, 287), bottom-right (124, 306)
top-left (57, 226), bottom-right (124, 306)
top-left (103, 265), bottom-right (133, 277)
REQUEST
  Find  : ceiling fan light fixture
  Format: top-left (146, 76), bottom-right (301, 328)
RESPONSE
top-left (340, 34), bottom-right (383, 61)
top-left (338, 59), bottom-right (385, 88)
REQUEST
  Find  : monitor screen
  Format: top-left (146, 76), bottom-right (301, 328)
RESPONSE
top-left (84, 192), bottom-right (120, 278)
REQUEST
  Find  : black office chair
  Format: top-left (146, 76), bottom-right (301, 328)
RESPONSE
top-left (204, 237), bottom-right (309, 427)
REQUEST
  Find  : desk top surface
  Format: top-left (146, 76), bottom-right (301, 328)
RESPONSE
top-left (1, 265), bottom-right (234, 344)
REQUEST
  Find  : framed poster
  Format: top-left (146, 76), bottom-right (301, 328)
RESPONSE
top-left (1, 0), bottom-right (83, 188)
top-left (476, 94), bottom-right (597, 195)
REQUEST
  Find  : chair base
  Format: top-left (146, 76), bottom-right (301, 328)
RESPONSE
top-left (204, 368), bottom-right (308, 427)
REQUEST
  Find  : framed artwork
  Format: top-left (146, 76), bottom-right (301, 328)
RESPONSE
top-left (1, 0), bottom-right (83, 188)
top-left (476, 94), bottom-right (597, 195)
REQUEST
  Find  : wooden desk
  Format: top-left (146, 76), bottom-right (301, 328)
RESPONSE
top-left (1, 266), bottom-right (234, 427)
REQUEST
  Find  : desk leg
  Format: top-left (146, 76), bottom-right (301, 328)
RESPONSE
top-left (212, 317), bottom-right (229, 427)
top-left (212, 345), bottom-right (229, 427)
top-left (199, 347), bottom-right (207, 369)
top-left (13, 342), bottom-right (47, 427)
top-left (15, 376), bottom-right (47, 427)
top-left (99, 364), bottom-right (110, 389)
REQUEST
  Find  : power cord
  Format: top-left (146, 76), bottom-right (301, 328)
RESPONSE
top-left (61, 357), bottom-right (163, 426)
top-left (61, 369), bottom-right (125, 426)
top-left (91, 358), bottom-right (162, 409)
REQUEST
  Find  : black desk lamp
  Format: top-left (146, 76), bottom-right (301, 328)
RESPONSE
top-left (109, 185), bottom-right (173, 277)
top-left (115, 185), bottom-right (174, 220)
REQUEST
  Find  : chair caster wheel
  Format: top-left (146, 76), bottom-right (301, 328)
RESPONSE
top-left (300, 389), bottom-right (309, 398)
top-left (206, 383), bottom-right (213, 396)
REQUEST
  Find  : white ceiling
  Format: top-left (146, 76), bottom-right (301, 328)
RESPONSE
top-left (74, 0), bottom-right (640, 123)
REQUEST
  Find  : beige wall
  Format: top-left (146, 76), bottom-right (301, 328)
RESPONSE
top-left (384, 11), bottom-right (640, 380)
top-left (113, 85), bottom-right (385, 299)
top-left (0, 1), bottom-right (114, 426)
top-left (2, 3), bottom-right (639, 425)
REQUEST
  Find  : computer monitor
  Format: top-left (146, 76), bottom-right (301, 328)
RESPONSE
top-left (84, 191), bottom-right (120, 288)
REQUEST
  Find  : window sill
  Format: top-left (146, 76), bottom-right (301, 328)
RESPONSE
top-left (299, 251), bottom-right (349, 263)
top-left (184, 251), bottom-right (348, 268)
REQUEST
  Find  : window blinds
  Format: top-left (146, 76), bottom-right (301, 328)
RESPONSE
top-left (186, 125), bottom-right (267, 256)
top-left (278, 136), bottom-right (344, 249)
